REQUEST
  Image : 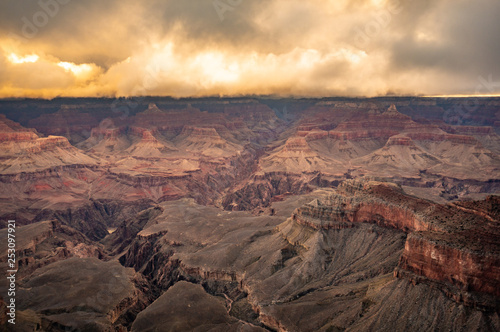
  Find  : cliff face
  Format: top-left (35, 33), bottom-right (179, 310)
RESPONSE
top-left (293, 182), bottom-right (433, 232)
top-left (405, 132), bottom-right (479, 145)
top-left (291, 180), bottom-right (500, 309)
top-left (386, 135), bottom-right (415, 146)
top-left (0, 131), bottom-right (39, 142)
top-left (179, 126), bottom-right (226, 144)
top-left (397, 233), bottom-right (500, 308)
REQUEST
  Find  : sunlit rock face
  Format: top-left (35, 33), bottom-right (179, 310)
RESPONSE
top-left (0, 98), bottom-right (499, 331)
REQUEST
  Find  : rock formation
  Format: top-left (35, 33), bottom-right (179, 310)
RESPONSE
top-left (0, 97), bottom-right (499, 331)
top-left (0, 116), bottom-right (99, 174)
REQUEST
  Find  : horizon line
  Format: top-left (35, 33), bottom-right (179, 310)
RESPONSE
top-left (1, 94), bottom-right (500, 101)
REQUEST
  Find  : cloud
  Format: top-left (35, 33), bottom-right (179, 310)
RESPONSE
top-left (0, 0), bottom-right (499, 98)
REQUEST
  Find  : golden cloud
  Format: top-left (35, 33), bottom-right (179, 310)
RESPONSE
top-left (0, 0), bottom-right (499, 98)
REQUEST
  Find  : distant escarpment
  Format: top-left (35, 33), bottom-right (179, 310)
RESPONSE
top-left (292, 180), bottom-right (500, 310)
top-left (28, 107), bottom-right (105, 144)
top-left (0, 115), bottom-right (99, 174)
top-left (283, 104), bottom-right (500, 187)
top-left (0, 106), bottom-right (276, 222)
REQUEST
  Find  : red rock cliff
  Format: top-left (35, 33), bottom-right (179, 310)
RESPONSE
top-left (291, 180), bottom-right (500, 309)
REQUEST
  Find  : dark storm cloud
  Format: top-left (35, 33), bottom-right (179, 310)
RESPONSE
top-left (387, 0), bottom-right (500, 92)
top-left (389, 0), bottom-right (500, 69)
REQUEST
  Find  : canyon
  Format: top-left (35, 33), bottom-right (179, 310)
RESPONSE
top-left (0, 97), bottom-right (499, 331)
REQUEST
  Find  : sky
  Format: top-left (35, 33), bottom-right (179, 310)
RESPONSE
top-left (0, 0), bottom-right (499, 99)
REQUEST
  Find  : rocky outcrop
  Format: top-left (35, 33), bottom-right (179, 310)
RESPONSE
top-left (280, 137), bottom-right (315, 154)
top-left (141, 103), bottom-right (163, 114)
top-left (222, 172), bottom-right (316, 211)
top-left (128, 126), bottom-right (159, 140)
top-left (0, 114), bottom-right (40, 141)
top-left (180, 126), bottom-right (224, 141)
top-left (0, 117), bottom-right (99, 174)
top-left (0, 138), bottom-right (99, 173)
top-left (293, 181), bottom-right (433, 232)
top-left (330, 105), bottom-right (412, 135)
top-left (125, 126), bottom-right (177, 156)
top-left (76, 122), bottom-right (130, 153)
top-left (109, 192), bottom-right (499, 331)
top-left (290, 179), bottom-right (500, 309)
top-left (386, 135), bottom-right (415, 146)
top-left (396, 232), bottom-right (500, 309)
top-left (265, 104), bottom-right (500, 184)
top-left (26, 136), bottom-right (72, 152)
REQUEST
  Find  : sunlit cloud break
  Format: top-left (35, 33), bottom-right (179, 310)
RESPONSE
top-left (7, 53), bottom-right (39, 64)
